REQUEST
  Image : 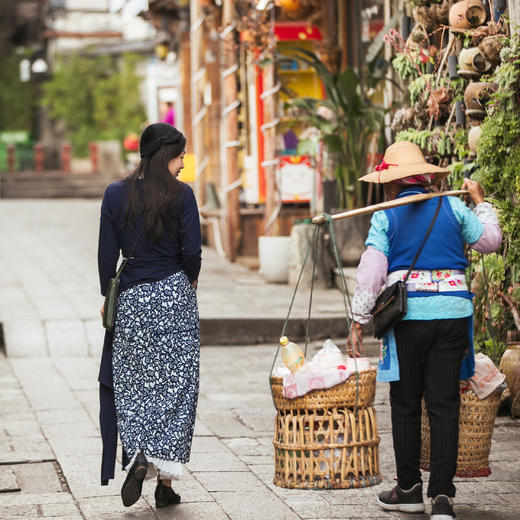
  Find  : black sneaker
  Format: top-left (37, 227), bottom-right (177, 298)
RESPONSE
top-left (121, 451), bottom-right (148, 507)
top-left (431, 494), bottom-right (455, 519)
top-left (155, 479), bottom-right (181, 508)
top-left (377, 483), bottom-right (425, 513)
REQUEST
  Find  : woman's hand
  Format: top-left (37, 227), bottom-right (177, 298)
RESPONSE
top-left (100, 303), bottom-right (105, 320)
top-left (462, 178), bottom-right (485, 205)
top-left (192, 280), bottom-right (198, 290)
top-left (347, 321), bottom-right (364, 358)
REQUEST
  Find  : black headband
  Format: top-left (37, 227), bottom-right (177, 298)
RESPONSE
top-left (139, 123), bottom-right (186, 158)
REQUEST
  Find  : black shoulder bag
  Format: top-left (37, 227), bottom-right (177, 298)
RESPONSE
top-left (103, 229), bottom-right (143, 332)
top-left (372, 196), bottom-right (443, 339)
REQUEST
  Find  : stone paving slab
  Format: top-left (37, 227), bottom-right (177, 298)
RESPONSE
top-left (214, 489), bottom-right (300, 520)
top-left (0, 466), bottom-right (20, 492)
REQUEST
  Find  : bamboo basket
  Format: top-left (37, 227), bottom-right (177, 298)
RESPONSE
top-left (420, 386), bottom-right (501, 477)
top-left (270, 368), bottom-right (377, 411)
top-left (273, 405), bottom-right (381, 489)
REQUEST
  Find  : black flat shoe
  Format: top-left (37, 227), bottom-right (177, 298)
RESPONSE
top-left (121, 452), bottom-right (148, 507)
top-left (155, 480), bottom-right (181, 508)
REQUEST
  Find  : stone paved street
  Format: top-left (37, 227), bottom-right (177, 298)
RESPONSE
top-left (0, 200), bottom-right (519, 520)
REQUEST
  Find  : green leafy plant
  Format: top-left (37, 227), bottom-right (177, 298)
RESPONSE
top-left (0, 53), bottom-right (37, 134)
top-left (470, 32), bottom-right (520, 358)
top-left (392, 52), bottom-right (420, 81)
top-left (42, 53), bottom-right (146, 156)
top-left (395, 127), bottom-right (452, 156)
top-left (471, 253), bottom-right (513, 363)
top-left (283, 49), bottom-right (385, 209)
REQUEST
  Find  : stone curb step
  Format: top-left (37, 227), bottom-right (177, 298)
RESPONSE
top-left (1, 318), bottom-right (378, 357)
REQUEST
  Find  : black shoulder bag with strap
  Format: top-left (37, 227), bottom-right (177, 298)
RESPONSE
top-left (103, 228), bottom-right (144, 332)
top-left (372, 196), bottom-right (443, 339)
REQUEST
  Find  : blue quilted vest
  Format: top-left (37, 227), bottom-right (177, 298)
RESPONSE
top-left (385, 188), bottom-right (468, 273)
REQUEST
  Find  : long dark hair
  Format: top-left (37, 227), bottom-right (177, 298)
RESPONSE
top-left (124, 144), bottom-right (184, 243)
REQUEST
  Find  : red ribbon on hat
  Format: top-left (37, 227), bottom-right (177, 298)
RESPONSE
top-left (375, 159), bottom-right (398, 171)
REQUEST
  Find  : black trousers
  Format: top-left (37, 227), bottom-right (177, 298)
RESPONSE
top-left (390, 318), bottom-right (469, 498)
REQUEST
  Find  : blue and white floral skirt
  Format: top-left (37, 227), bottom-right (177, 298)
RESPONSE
top-left (112, 271), bottom-right (199, 480)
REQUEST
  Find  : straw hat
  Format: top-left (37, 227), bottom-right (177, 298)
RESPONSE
top-left (359, 141), bottom-right (450, 184)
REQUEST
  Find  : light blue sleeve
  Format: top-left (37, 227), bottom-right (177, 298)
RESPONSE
top-left (448, 197), bottom-right (484, 244)
top-left (366, 211), bottom-right (389, 256)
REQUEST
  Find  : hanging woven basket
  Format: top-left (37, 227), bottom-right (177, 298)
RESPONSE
top-left (273, 405), bottom-right (381, 489)
top-left (420, 385), bottom-right (501, 477)
top-left (269, 217), bottom-right (380, 490)
top-left (270, 369), bottom-right (377, 411)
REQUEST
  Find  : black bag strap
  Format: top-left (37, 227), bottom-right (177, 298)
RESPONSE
top-left (114, 228), bottom-right (144, 280)
top-left (402, 195), bottom-right (443, 284)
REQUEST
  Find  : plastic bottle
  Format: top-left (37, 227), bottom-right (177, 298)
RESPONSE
top-left (280, 336), bottom-right (308, 373)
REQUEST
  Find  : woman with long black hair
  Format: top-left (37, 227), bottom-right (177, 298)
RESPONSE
top-left (97, 123), bottom-right (201, 508)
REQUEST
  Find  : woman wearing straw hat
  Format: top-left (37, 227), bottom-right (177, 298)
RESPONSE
top-left (347, 141), bottom-right (502, 519)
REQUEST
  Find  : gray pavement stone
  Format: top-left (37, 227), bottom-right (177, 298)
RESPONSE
top-left (38, 517), bottom-right (84, 520)
top-left (0, 286), bottom-right (37, 320)
top-left (3, 319), bottom-right (47, 357)
top-left (191, 436), bottom-right (232, 454)
top-left (9, 358), bottom-right (78, 411)
top-left (35, 408), bottom-right (91, 426)
top-left (0, 504), bottom-right (40, 519)
top-left (11, 462), bottom-right (63, 494)
top-left (153, 501), bottom-right (230, 520)
top-left (223, 437), bottom-right (273, 457)
top-left (194, 471), bottom-right (262, 492)
top-left (45, 319), bottom-right (89, 356)
top-left (0, 492), bottom-right (75, 506)
top-left (186, 452), bottom-right (249, 473)
top-left (84, 318), bottom-right (105, 357)
top-left (77, 495), bottom-right (154, 519)
top-left (0, 466), bottom-right (20, 492)
top-left (212, 489), bottom-right (300, 520)
top-left (196, 412), bottom-right (258, 438)
top-left (40, 501), bottom-right (82, 517)
top-left (193, 420), bottom-right (214, 437)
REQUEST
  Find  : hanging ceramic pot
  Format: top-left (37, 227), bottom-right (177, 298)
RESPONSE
top-left (413, 5), bottom-right (438, 32)
top-left (468, 125), bottom-right (482, 153)
top-left (434, 0), bottom-right (450, 25)
top-left (464, 82), bottom-right (496, 120)
top-left (458, 47), bottom-right (492, 78)
top-left (449, 0), bottom-right (487, 30)
top-left (479, 34), bottom-right (505, 66)
top-left (499, 342), bottom-right (520, 417)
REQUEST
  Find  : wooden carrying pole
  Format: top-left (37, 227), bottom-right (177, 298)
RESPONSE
top-left (311, 190), bottom-right (468, 224)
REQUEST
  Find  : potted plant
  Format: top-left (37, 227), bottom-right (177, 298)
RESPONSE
top-left (282, 49), bottom-right (385, 210)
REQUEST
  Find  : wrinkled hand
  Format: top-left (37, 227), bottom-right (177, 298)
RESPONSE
top-left (462, 178), bottom-right (485, 205)
top-left (347, 322), bottom-right (363, 358)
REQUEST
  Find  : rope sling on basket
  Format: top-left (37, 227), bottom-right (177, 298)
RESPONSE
top-left (269, 214), bottom-right (380, 490)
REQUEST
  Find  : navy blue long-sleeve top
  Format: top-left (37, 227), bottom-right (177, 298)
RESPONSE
top-left (98, 179), bottom-right (202, 296)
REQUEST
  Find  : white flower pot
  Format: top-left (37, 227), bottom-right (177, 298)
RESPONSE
top-left (258, 236), bottom-right (291, 283)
